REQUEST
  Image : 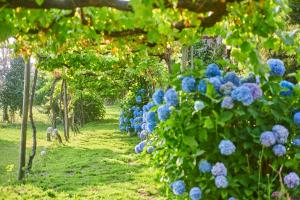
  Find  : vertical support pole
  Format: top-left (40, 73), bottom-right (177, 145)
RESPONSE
top-left (18, 57), bottom-right (31, 181)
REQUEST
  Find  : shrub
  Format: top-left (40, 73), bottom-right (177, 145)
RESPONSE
top-left (73, 92), bottom-right (105, 124)
top-left (136, 60), bottom-right (300, 199)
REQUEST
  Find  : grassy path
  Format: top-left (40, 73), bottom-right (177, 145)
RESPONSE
top-left (0, 106), bottom-right (163, 200)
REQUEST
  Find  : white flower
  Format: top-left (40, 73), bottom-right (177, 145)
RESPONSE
top-left (194, 101), bottom-right (205, 111)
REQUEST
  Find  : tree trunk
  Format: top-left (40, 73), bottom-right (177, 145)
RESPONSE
top-left (63, 79), bottom-right (69, 139)
top-left (60, 80), bottom-right (68, 141)
top-left (2, 106), bottom-right (9, 122)
top-left (26, 68), bottom-right (38, 173)
top-left (49, 78), bottom-right (60, 128)
top-left (18, 58), bottom-right (31, 181)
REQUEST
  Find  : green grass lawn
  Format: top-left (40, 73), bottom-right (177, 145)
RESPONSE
top-left (0, 106), bottom-right (164, 200)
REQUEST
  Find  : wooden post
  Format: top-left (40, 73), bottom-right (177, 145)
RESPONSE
top-left (26, 68), bottom-right (38, 173)
top-left (190, 46), bottom-right (194, 69)
top-left (63, 79), bottom-right (69, 139)
top-left (181, 46), bottom-right (189, 72)
top-left (18, 57), bottom-right (31, 181)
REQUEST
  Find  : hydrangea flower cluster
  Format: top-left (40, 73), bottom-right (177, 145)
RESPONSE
top-left (218, 140), bottom-right (236, 155)
top-left (194, 101), bottom-right (205, 111)
top-left (198, 160), bottom-right (212, 173)
top-left (152, 89), bottom-right (164, 105)
top-left (170, 180), bottom-right (186, 195)
top-left (267, 58), bottom-right (286, 77)
top-left (182, 77), bottom-right (196, 93)
top-left (205, 63), bottom-right (221, 78)
top-left (211, 162), bottom-right (228, 188)
top-left (119, 89), bottom-right (148, 134)
top-left (189, 187), bottom-right (202, 200)
top-left (260, 125), bottom-right (289, 156)
top-left (135, 140), bottom-right (146, 154)
top-left (157, 104), bottom-right (171, 121)
top-left (284, 172), bottom-right (300, 189)
top-left (279, 80), bottom-right (294, 96)
top-left (164, 88), bottom-right (178, 106)
top-left (293, 112), bottom-right (300, 126)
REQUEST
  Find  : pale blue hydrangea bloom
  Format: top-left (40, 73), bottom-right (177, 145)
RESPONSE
top-left (272, 125), bottom-right (289, 144)
top-left (284, 172), bottom-right (300, 189)
top-left (194, 101), bottom-right (205, 111)
top-left (211, 162), bottom-right (227, 176)
top-left (189, 187), bottom-right (202, 200)
top-left (218, 140), bottom-right (236, 155)
top-left (170, 180), bottom-right (185, 195)
top-left (215, 176), bottom-right (228, 188)
top-left (260, 131), bottom-right (276, 147)
top-left (198, 160), bottom-right (212, 173)
top-left (272, 144), bottom-right (286, 156)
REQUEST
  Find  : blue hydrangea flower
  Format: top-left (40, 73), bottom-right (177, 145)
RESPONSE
top-left (189, 187), bottom-right (202, 200)
top-left (267, 59), bottom-right (286, 77)
top-left (224, 72), bottom-right (240, 86)
top-left (136, 96), bottom-right (142, 103)
top-left (272, 125), bottom-right (289, 144)
top-left (293, 112), bottom-right (300, 126)
top-left (206, 63), bottom-right (221, 78)
top-left (209, 76), bottom-right (223, 91)
top-left (143, 102), bottom-right (155, 112)
top-left (243, 83), bottom-right (263, 100)
top-left (135, 144), bottom-right (142, 154)
top-left (215, 176), bottom-right (228, 188)
top-left (164, 88), bottom-right (178, 107)
top-left (194, 101), bottom-right (205, 111)
top-left (152, 89), bottom-right (164, 105)
top-left (198, 160), bottom-right (212, 173)
top-left (146, 122), bottom-right (156, 133)
top-left (272, 144), bottom-right (286, 156)
top-left (220, 82), bottom-right (235, 96)
top-left (170, 180), bottom-right (185, 195)
top-left (198, 80), bottom-right (207, 94)
top-left (141, 122), bottom-right (146, 130)
top-left (284, 172), bottom-right (300, 189)
top-left (260, 131), bottom-right (276, 147)
top-left (134, 124), bottom-right (142, 132)
top-left (231, 85), bottom-right (254, 106)
top-left (157, 105), bottom-right (170, 121)
top-left (221, 97), bottom-right (234, 109)
top-left (182, 77), bottom-right (196, 93)
top-left (228, 197), bottom-right (236, 200)
top-left (135, 141), bottom-right (146, 154)
top-left (218, 140), bottom-right (236, 155)
top-left (147, 146), bottom-right (155, 154)
top-left (280, 80), bottom-right (294, 96)
top-left (139, 130), bottom-right (147, 140)
top-left (146, 111), bottom-right (156, 123)
top-left (211, 162), bottom-right (227, 176)
top-left (292, 136), bottom-right (300, 146)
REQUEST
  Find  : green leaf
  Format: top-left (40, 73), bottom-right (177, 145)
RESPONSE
top-left (198, 129), bottom-right (208, 142)
top-left (204, 118), bottom-right (214, 129)
top-left (36, 0), bottom-right (44, 6)
top-left (183, 136), bottom-right (198, 148)
top-left (220, 111), bottom-right (233, 123)
top-left (295, 153), bottom-right (300, 159)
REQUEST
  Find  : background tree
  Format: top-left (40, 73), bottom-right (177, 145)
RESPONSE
top-left (0, 56), bottom-right (25, 123)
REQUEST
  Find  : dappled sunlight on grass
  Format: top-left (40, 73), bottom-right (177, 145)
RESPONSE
top-left (0, 105), bottom-right (164, 199)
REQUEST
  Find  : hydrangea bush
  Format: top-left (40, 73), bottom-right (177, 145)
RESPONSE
top-left (119, 88), bottom-right (149, 136)
top-left (134, 60), bottom-right (300, 199)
